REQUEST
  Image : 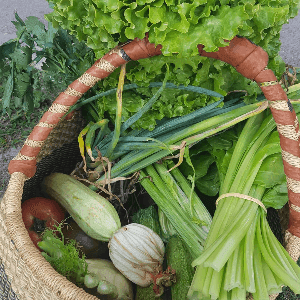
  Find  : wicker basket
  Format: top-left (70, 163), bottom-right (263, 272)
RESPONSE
top-left (1, 35), bottom-right (300, 300)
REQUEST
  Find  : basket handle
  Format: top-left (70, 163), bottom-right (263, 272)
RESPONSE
top-left (8, 35), bottom-right (300, 238)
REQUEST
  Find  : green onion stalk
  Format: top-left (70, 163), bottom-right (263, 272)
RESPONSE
top-left (71, 66), bottom-right (271, 189)
top-left (88, 100), bottom-right (268, 190)
top-left (187, 110), bottom-right (300, 300)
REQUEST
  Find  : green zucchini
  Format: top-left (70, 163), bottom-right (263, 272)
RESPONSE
top-left (166, 235), bottom-right (195, 300)
top-left (40, 173), bottom-right (121, 242)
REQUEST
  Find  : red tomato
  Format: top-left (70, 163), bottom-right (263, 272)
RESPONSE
top-left (21, 197), bottom-right (66, 251)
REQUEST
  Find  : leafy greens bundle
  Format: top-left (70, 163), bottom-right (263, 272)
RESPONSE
top-left (0, 13), bottom-right (96, 116)
top-left (44, 0), bottom-right (300, 130)
top-left (187, 108), bottom-right (300, 299)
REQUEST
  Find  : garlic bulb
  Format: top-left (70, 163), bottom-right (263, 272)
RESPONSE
top-left (108, 223), bottom-right (165, 287)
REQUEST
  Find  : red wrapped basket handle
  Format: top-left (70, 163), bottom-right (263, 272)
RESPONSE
top-left (8, 35), bottom-right (300, 239)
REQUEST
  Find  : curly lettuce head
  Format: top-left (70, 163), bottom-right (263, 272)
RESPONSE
top-left (45, 0), bottom-right (300, 130)
top-left (45, 0), bottom-right (300, 57)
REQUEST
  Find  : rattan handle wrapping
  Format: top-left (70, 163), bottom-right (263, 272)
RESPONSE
top-left (8, 35), bottom-right (300, 241)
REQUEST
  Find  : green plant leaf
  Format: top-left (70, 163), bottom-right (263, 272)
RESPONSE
top-left (262, 183), bottom-right (288, 209)
top-left (252, 5), bottom-right (289, 33)
top-left (149, 5), bottom-right (166, 24)
top-left (124, 8), bottom-right (150, 39)
top-left (195, 163), bottom-right (220, 197)
top-left (24, 16), bottom-right (47, 40)
top-left (9, 48), bottom-right (31, 71)
top-left (254, 154), bottom-right (285, 189)
top-left (94, 10), bottom-right (124, 34)
top-left (24, 85), bottom-right (34, 113)
top-left (196, 5), bottom-right (250, 52)
top-left (191, 153), bottom-right (215, 181)
top-left (14, 72), bottom-right (31, 98)
top-left (2, 71), bottom-right (14, 112)
top-left (0, 40), bottom-right (18, 59)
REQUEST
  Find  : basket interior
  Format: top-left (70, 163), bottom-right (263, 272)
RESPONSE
top-left (12, 107), bottom-right (295, 300)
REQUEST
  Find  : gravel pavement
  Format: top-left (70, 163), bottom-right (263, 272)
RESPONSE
top-left (1, 2), bottom-right (300, 199)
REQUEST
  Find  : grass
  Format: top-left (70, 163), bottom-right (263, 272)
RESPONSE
top-left (0, 71), bottom-right (62, 196)
top-left (0, 99), bottom-right (51, 195)
top-left (0, 68), bottom-right (67, 152)
top-left (0, 99), bottom-right (53, 151)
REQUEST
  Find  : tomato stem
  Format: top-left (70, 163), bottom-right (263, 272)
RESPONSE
top-left (32, 217), bottom-right (46, 233)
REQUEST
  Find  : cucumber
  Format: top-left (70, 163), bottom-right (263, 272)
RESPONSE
top-left (41, 173), bottom-right (121, 242)
top-left (132, 205), bottom-right (163, 237)
top-left (135, 284), bottom-right (165, 300)
top-left (166, 235), bottom-right (195, 300)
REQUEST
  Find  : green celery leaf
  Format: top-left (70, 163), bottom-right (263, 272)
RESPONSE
top-left (2, 72), bottom-right (14, 112)
top-left (189, 140), bottom-right (212, 157)
top-left (207, 129), bottom-right (238, 150)
top-left (9, 48), bottom-right (31, 71)
top-left (24, 16), bottom-right (47, 41)
top-left (254, 154), bottom-right (285, 189)
top-left (0, 40), bottom-right (17, 58)
top-left (179, 152), bottom-right (215, 183)
top-left (192, 153), bottom-right (215, 181)
top-left (14, 72), bottom-right (30, 98)
top-left (195, 163), bottom-right (220, 197)
top-left (262, 183), bottom-right (288, 210)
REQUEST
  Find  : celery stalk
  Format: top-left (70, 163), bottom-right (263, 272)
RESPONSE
top-left (188, 110), bottom-right (300, 299)
top-left (219, 111), bottom-right (265, 195)
top-left (139, 167), bottom-right (207, 258)
top-left (204, 113), bottom-right (268, 251)
top-left (224, 242), bottom-right (244, 291)
top-left (203, 203), bottom-right (257, 271)
top-left (256, 213), bottom-right (300, 293)
top-left (244, 212), bottom-right (258, 293)
top-left (202, 268), bottom-right (214, 297)
top-left (192, 200), bottom-right (257, 270)
top-left (231, 287), bottom-right (246, 300)
top-left (261, 214), bottom-right (300, 280)
top-left (167, 160), bottom-right (212, 227)
top-left (209, 268), bottom-right (225, 299)
top-left (261, 256), bottom-right (280, 293)
top-left (252, 243), bottom-right (269, 300)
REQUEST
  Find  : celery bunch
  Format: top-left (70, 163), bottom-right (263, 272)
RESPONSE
top-left (139, 160), bottom-right (212, 260)
top-left (187, 110), bottom-right (300, 300)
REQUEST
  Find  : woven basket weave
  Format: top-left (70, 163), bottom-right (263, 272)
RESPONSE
top-left (0, 110), bottom-right (91, 299)
top-left (1, 35), bottom-right (300, 300)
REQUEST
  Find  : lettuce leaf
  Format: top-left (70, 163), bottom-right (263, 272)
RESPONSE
top-left (45, 0), bottom-right (298, 129)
